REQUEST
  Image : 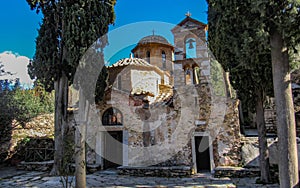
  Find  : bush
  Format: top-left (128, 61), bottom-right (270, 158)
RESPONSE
top-left (0, 83), bottom-right (54, 128)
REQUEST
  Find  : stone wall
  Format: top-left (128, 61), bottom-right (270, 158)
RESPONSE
top-left (82, 82), bottom-right (241, 170)
top-left (118, 166), bottom-right (192, 177)
top-left (0, 114), bottom-right (54, 164)
top-left (17, 161), bottom-right (54, 172)
top-left (241, 136), bottom-right (300, 171)
top-left (194, 83), bottom-right (241, 167)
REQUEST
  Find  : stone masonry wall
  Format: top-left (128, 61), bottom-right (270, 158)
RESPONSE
top-left (0, 114), bottom-right (54, 164)
top-left (84, 82), bottom-right (241, 169)
top-left (194, 84), bottom-right (241, 167)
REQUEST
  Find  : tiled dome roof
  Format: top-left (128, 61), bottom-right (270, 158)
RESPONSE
top-left (107, 57), bottom-right (151, 68)
top-left (138, 35), bottom-right (170, 45)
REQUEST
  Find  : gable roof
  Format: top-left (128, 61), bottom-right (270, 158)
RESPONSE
top-left (171, 16), bottom-right (208, 32)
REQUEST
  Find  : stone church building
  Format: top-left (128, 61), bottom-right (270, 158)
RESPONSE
top-left (83, 15), bottom-right (241, 175)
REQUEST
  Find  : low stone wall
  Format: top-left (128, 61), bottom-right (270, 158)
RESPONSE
top-left (241, 137), bottom-right (278, 167)
top-left (0, 114), bottom-right (54, 164)
top-left (214, 166), bottom-right (260, 178)
top-left (17, 160), bottom-right (54, 172)
top-left (118, 166), bottom-right (192, 177)
top-left (241, 136), bottom-right (300, 172)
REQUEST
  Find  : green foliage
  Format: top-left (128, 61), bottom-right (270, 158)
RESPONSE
top-left (0, 85), bottom-right (54, 162)
top-left (95, 67), bottom-right (108, 103)
top-left (211, 59), bottom-right (226, 96)
top-left (207, 0), bottom-right (274, 112)
top-left (290, 44), bottom-right (300, 70)
top-left (250, 0), bottom-right (300, 48)
top-left (207, 0), bottom-right (300, 112)
top-left (27, 0), bottom-right (116, 95)
top-left (26, 0), bottom-right (117, 175)
top-left (0, 85), bottom-right (54, 127)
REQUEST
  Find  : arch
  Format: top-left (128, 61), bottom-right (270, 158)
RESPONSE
top-left (102, 107), bottom-right (123, 125)
top-left (162, 50), bottom-right (166, 69)
top-left (185, 37), bottom-right (197, 58)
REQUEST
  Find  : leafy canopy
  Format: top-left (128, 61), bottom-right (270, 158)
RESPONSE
top-left (208, 0), bottom-right (274, 111)
top-left (27, 0), bottom-right (116, 94)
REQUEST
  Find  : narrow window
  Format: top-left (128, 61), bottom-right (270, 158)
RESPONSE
top-left (185, 69), bottom-right (192, 85)
top-left (146, 51), bottom-right (150, 64)
top-left (162, 51), bottom-right (166, 69)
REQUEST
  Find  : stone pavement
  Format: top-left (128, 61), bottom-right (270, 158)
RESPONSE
top-left (0, 167), bottom-right (279, 188)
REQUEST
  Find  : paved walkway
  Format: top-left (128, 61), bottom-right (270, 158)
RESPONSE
top-left (0, 167), bottom-right (279, 188)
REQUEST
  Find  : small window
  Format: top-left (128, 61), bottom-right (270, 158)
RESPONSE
top-left (162, 51), bottom-right (166, 69)
top-left (146, 51), bottom-right (150, 64)
top-left (102, 107), bottom-right (123, 125)
top-left (185, 69), bottom-right (192, 85)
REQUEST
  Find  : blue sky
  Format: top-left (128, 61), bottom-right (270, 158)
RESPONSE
top-left (0, 0), bottom-right (42, 58)
top-left (0, 0), bottom-right (207, 58)
top-left (0, 0), bottom-right (207, 83)
top-left (107, 0), bottom-right (208, 64)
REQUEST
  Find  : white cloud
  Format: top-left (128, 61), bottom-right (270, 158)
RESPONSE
top-left (0, 51), bottom-right (34, 87)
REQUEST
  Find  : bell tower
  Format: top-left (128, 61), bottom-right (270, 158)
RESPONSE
top-left (171, 13), bottom-right (209, 88)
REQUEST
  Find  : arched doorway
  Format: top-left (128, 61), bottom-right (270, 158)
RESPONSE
top-left (102, 107), bottom-right (123, 169)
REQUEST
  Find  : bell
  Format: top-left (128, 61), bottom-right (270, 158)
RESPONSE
top-left (188, 41), bottom-right (194, 49)
top-left (186, 38), bottom-right (195, 49)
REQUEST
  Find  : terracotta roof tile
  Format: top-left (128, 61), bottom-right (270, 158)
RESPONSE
top-left (107, 57), bottom-right (152, 68)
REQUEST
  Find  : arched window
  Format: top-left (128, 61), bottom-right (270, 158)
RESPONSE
top-left (162, 51), bottom-right (166, 69)
top-left (194, 67), bottom-right (201, 84)
top-left (146, 51), bottom-right (150, 64)
top-left (185, 69), bottom-right (192, 85)
top-left (185, 38), bottom-right (197, 58)
top-left (102, 107), bottom-right (123, 125)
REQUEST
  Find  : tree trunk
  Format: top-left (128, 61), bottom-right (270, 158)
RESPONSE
top-left (51, 72), bottom-right (69, 175)
top-left (237, 91), bottom-right (245, 134)
top-left (255, 88), bottom-right (271, 183)
top-left (223, 71), bottom-right (232, 98)
top-left (75, 88), bottom-right (87, 188)
top-left (270, 29), bottom-right (299, 187)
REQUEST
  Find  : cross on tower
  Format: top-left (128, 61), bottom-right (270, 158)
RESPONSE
top-left (152, 29), bottom-right (155, 36)
top-left (185, 11), bottom-right (192, 17)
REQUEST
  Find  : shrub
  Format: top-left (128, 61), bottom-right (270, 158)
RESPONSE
top-left (0, 83), bottom-right (54, 129)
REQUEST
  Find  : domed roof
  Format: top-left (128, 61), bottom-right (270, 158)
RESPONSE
top-left (138, 35), bottom-right (170, 45)
top-left (107, 57), bottom-right (152, 68)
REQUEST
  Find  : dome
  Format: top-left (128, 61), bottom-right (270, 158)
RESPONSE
top-left (107, 57), bottom-right (152, 68)
top-left (138, 35), bottom-right (170, 45)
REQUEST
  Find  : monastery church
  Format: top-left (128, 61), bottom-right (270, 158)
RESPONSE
top-left (81, 14), bottom-right (241, 176)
